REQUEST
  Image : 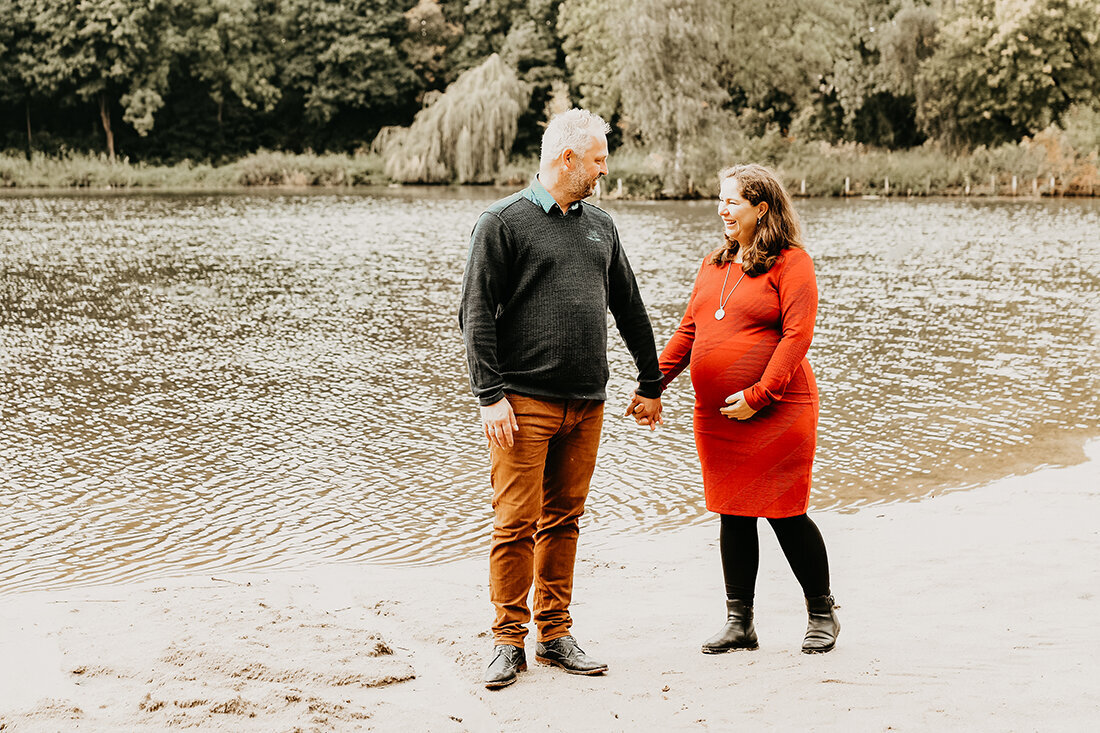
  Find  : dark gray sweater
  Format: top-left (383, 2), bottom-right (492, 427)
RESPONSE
top-left (459, 183), bottom-right (663, 406)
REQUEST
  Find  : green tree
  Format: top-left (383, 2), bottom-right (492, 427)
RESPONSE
top-left (0, 0), bottom-right (40, 158)
top-left (562, 0), bottom-right (858, 159)
top-left (877, 0), bottom-right (939, 98)
top-left (279, 0), bottom-right (419, 128)
top-left (27, 0), bottom-right (188, 160)
top-left (719, 0), bottom-right (858, 131)
top-left (187, 0), bottom-right (281, 127)
top-left (401, 0), bottom-right (463, 93)
top-left (817, 0), bottom-right (936, 147)
top-left (616, 0), bottom-right (729, 194)
top-left (916, 0), bottom-right (1100, 147)
top-left (558, 0), bottom-right (622, 121)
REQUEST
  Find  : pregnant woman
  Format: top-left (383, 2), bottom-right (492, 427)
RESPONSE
top-left (630, 163), bottom-right (840, 654)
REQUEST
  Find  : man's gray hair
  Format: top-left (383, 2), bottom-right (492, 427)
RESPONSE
top-left (540, 108), bottom-right (611, 165)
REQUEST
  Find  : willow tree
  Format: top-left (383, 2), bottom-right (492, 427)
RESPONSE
top-left (379, 54), bottom-right (530, 183)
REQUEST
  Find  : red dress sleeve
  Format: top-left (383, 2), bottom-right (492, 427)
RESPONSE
top-left (743, 249), bottom-right (818, 410)
top-left (658, 260), bottom-right (706, 390)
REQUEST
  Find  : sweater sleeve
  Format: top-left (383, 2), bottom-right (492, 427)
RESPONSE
top-left (607, 229), bottom-right (664, 399)
top-left (743, 249), bottom-right (818, 411)
top-left (658, 260), bottom-right (705, 390)
top-left (458, 212), bottom-right (511, 406)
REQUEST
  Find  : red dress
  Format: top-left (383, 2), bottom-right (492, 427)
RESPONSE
top-left (659, 247), bottom-right (819, 517)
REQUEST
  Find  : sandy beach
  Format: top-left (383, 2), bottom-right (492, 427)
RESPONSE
top-left (2, 439), bottom-right (1097, 732)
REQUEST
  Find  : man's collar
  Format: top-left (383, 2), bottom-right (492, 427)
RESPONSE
top-left (523, 176), bottom-right (583, 216)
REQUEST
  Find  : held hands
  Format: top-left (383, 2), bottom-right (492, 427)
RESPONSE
top-left (481, 397), bottom-right (519, 450)
top-left (624, 390), bottom-right (663, 430)
top-left (720, 390), bottom-right (757, 421)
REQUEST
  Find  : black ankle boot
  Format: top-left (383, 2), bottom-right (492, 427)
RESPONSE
top-left (802, 594), bottom-right (840, 654)
top-left (701, 599), bottom-right (759, 653)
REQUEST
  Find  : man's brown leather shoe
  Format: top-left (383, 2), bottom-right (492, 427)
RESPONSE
top-left (484, 645), bottom-right (527, 689)
top-left (535, 635), bottom-right (608, 675)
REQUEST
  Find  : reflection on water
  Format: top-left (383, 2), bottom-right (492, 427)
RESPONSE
top-left (1, 191), bottom-right (1098, 592)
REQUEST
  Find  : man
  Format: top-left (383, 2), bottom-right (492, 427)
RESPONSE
top-left (459, 108), bottom-right (663, 689)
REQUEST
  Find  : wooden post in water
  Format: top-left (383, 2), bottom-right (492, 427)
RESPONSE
top-left (1011, 175), bottom-right (1017, 196)
top-left (1049, 175), bottom-right (1056, 195)
top-left (801, 179), bottom-right (806, 195)
top-left (990, 174), bottom-right (996, 195)
top-left (616, 178), bottom-right (623, 197)
top-left (1033, 177), bottom-right (1039, 196)
top-left (965, 175), bottom-right (971, 195)
top-left (844, 177), bottom-right (850, 196)
top-left (884, 176), bottom-right (890, 195)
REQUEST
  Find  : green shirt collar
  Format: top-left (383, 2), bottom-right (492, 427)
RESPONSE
top-left (523, 176), bottom-right (583, 216)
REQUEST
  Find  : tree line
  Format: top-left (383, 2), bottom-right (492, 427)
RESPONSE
top-left (2, 0), bottom-right (1098, 186)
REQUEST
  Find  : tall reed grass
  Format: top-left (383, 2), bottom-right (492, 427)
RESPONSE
top-left (0, 150), bottom-right (387, 189)
top-left (2, 108), bottom-right (1096, 197)
top-left (602, 107), bottom-right (1099, 198)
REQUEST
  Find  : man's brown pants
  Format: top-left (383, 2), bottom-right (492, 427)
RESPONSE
top-left (489, 393), bottom-right (604, 647)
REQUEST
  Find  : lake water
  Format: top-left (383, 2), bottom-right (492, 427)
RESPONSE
top-left (2, 189), bottom-right (1098, 593)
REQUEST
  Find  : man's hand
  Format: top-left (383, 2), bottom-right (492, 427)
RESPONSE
top-left (625, 391), bottom-right (663, 431)
top-left (481, 397), bottom-right (519, 449)
top-left (720, 390), bottom-right (757, 421)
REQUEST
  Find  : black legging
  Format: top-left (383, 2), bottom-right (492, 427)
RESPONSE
top-left (720, 513), bottom-right (831, 602)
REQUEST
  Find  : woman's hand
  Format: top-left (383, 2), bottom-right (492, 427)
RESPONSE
top-left (625, 390), bottom-right (663, 430)
top-left (720, 390), bottom-right (757, 421)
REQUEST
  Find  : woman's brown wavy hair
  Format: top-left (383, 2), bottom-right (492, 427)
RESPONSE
top-left (709, 164), bottom-right (803, 276)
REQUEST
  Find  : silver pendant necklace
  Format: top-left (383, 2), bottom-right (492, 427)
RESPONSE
top-left (715, 263), bottom-right (746, 320)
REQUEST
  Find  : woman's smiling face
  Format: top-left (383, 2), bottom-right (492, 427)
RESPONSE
top-left (717, 176), bottom-right (766, 245)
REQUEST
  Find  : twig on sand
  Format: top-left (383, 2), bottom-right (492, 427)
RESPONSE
top-left (210, 577), bottom-right (251, 586)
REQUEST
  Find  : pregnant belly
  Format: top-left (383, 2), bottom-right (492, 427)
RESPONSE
top-left (688, 337), bottom-right (772, 409)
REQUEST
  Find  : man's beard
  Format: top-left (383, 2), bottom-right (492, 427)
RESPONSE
top-left (565, 166), bottom-right (600, 201)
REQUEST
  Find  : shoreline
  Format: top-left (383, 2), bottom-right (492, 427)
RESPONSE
top-left (2, 439), bottom-right (1097, 730)
top-left (3, 149), bottom-right (1097, 199)
top-left (2, 183), bottom-right (1097, 201)
top-left (3, 430), bottom-right (1094, 598)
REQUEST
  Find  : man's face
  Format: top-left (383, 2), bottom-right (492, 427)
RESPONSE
top-left (565, 134), bottom-right (609, 199)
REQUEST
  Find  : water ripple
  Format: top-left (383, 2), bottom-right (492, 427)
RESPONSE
top-left (1, 191), bottom-right (1097, 592)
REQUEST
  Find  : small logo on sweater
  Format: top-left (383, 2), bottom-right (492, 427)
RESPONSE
top-left (586, 230), bottom-right (602, 243)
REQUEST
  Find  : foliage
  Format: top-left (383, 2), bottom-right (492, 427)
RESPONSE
top-left (439, 0), bottom-right (563, 154)
top-left (558, 0), bottom-right (621, 121)
top-left (279, 0), bottom-right (419, 126)
top-left (37, 0), bottom-right (189, 150)
top-left (877, 0), bottom-right (939, 98)
top-left (1, 0), bottom-right (1099, 188)
top-left (616, 0), bottom-right (729, 195)
top-left (721, 0), bottom-right (858, 128)
top-left (401, 0), bottom-right (463, 93)
top-left (916, 0), bottom-right (1100, 147)
top-left (377, 54), bottom-right (530, 183)
top-left (186, 0), bottom-right (281, 122)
